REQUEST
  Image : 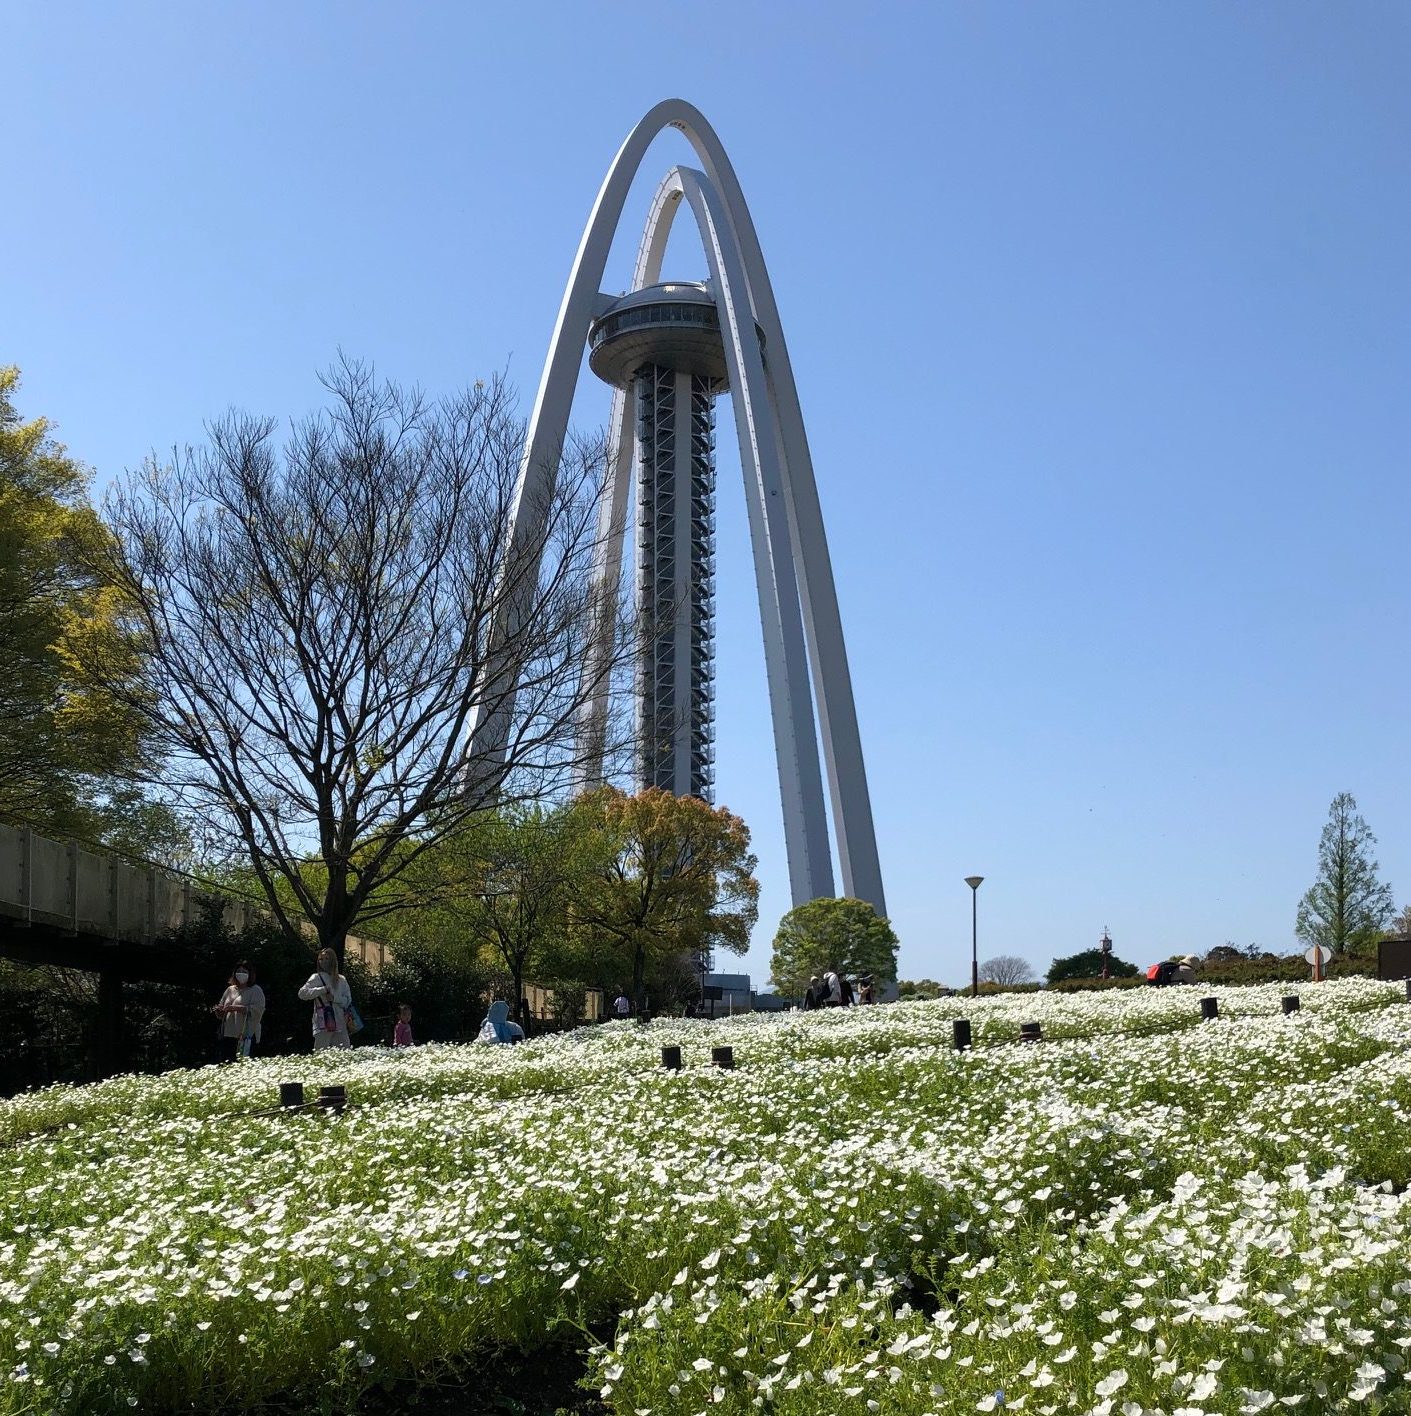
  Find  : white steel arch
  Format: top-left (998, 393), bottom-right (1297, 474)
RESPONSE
top-left (469, 99), bottom-right (886, 918)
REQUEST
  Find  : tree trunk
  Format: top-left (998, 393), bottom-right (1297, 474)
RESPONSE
top-left (321, 872), bottom-right (351, 966)
top-left (632, 936), bottom-right (647, 1020)
top-left (317, 921), bottom-right (349, 967)
top-left (93, 967), bottom-right (124, 1080)
top-left (513, 961), bottom-right (531, 1037)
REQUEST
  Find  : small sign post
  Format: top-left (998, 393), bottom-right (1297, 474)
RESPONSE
top-left (1305, 944), bottom-right (1332, 983)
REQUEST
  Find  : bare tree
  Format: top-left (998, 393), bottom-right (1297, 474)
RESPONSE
top-left (978, 954), bottom-right (1034, 986)
top-left (88, 361), bottom-right (630, 959)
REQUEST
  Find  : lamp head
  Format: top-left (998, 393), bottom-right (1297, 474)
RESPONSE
top-left (964, 875), bottom-right (984, 891)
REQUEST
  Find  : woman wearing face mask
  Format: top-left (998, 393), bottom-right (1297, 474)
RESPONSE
top-left (298, 948), bottom-right (355, 1050)
top-left (213, 962), bottom-right (266, 1061)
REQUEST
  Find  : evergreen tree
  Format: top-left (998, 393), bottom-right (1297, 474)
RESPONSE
top-left (1295, 792), bottom-right (1393, 954)
top-left (770, 897), bottom-right (899, 997)
top-left (1046, 948), bottom-right (1138, 984)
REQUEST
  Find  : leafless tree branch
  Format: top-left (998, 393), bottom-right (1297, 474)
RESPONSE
top-left (86, 361), bottom-right (635, 957)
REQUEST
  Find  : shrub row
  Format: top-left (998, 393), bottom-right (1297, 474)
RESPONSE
top-left (1048, 976), bottom-right (1145, 992)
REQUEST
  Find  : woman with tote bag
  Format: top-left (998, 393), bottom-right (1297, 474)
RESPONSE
top-left (297, 948), bottom-right (358, 1050)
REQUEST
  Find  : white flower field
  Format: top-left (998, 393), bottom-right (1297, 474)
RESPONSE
top-left (4, 979), bottom-right (1411, 1414)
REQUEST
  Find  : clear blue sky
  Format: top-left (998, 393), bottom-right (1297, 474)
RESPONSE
top-left (7, 2), bottom-right (1409, 987)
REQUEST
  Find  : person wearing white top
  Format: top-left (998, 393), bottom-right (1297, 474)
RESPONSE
top-left (297, 947), bottom-right (354, 1050)
top-left (213, 962), bottom-right (266, 1061)
top-left (822, 970), bottom-right (843, 1007)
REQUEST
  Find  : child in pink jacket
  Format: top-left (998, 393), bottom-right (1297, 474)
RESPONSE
top-left (393, 1003), bottom-right (414, 1048)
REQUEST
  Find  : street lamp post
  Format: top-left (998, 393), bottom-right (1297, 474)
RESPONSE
top-left (965, 876), bottom-right (984, 998)
top-left (1100, 927), bottom-right (1112, 981)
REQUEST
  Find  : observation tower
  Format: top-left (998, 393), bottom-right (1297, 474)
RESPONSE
top-left (586, 281), bottom-right (759, 800)
top-left (467, 100), bottom-right (887, 922)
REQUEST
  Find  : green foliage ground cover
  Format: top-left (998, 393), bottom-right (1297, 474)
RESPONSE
top-left (4, 981), bottom-right (1411, 1414)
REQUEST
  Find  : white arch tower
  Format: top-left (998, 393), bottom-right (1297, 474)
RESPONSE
top-left (469, 99), bottom-right (885, 918)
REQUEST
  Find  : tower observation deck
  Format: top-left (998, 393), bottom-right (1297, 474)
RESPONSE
top-left (588, 282), bottom-right (760, 800)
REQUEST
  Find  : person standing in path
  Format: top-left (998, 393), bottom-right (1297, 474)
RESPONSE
top-left (613, 990), bottom-right (632, 1019)
top-left (213, 962), bottom-right (265, 1060)
top-left (822, 969), bottom-right (843, 1007)
top-left (298, 948), bottom-right (354, 1050)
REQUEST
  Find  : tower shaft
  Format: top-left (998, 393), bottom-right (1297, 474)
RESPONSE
top-left (635, 363), bottom-right (718, 800)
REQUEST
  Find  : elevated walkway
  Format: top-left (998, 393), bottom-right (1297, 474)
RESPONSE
top-left (0, 821), bottom-right (386, 1077)
top-left (0, 821), bottom-right (387, 975)
top-left (0, 823), bottom-right (603, 1081)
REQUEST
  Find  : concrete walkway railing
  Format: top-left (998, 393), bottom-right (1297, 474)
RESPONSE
top-left (0, 821), bottom-right (387, 970)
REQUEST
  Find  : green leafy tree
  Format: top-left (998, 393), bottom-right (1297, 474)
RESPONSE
top-left (0, 366), bottom-right (156, 839)
top-left (897, 978), bottom-right (948, 1000)
top-left (1295, 792), bottom-right (1394, 955)
top-left (439, 804), bottom-right (585, 1028)
top-left (1046, 947), bottom-right (1139, 984)
top-left (569, 787), bottom-right (759, 1013)
top-left (770, 896), bottom-right (899, 998)
top-left (357, 936), bottom-right (491, 1044)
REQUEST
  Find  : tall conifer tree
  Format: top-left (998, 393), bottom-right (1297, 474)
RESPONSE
top-left (1295, 792), bottom-right (1393, 954)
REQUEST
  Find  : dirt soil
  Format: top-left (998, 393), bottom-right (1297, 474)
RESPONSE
top-left (354, 1338), bottom-right (610, 1416)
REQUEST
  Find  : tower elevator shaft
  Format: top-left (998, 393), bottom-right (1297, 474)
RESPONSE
top-left (634, 362), bottom-right (720, 801)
